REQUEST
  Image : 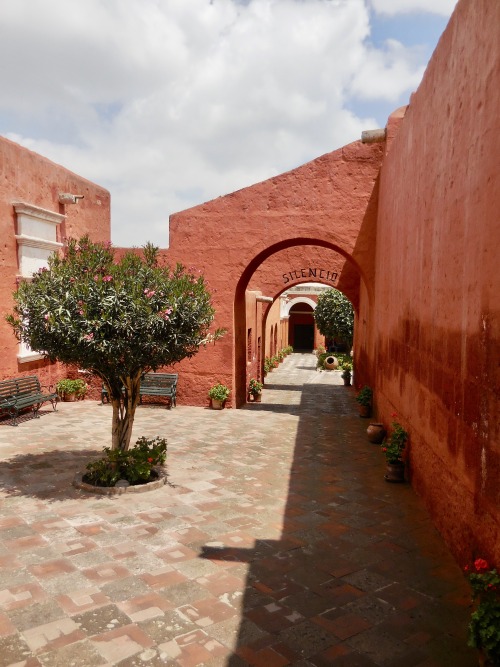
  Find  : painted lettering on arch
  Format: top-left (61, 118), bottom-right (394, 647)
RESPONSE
top-left (282, 268), bottom-right (338, 285)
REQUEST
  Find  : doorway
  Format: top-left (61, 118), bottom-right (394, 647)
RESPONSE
top-left (293, 323), bottom-right (314, 351)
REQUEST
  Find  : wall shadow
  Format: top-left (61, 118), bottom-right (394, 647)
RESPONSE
top-left (199, 361), bottom-right (475, 665)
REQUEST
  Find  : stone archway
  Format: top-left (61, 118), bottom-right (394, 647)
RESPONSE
top-left (233, 238), bottom-right (368, 406)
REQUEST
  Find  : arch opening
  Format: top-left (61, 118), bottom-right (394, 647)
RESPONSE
top-left (234, 239), bottom-right (365, 407)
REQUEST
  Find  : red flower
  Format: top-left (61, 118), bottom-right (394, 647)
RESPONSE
top-left (391, 412), bottom-right (398, 418)
top-left (147, 457), bottom-right (153, 463)
top-left (474, 558), bottom-right (489, 572)
top-left (381, 447), bottom-right (387, 452)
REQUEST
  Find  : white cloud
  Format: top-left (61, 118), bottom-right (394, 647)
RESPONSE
top-left (0, 0), bottom-right (452, 246)
top-left (349, 39), bottom-right (426, 101)
top-left (369, 0), bottom-right (457, 16)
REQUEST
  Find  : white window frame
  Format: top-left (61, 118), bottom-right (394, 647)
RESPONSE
top-left (13, 202), bottom-right (65, 363)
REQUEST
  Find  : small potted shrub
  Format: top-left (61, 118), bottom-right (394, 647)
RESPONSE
top-left (341, 362), bottom-right (352, 386)
top-left (247, 378), bottom-right (263, 402)
top-left (315, 344), bottom-right (326, 358)
top-left (381, 416), bottom-right (408, 482)
top-left (355, 385), bottom-right (372, 417)
top-left (264, 357), bottom-right (273, 374)
top-left (464, 558), bottom-right (500, 666)
top-left (56, 378), bottom-right (87, 401)
top-left (208, 383), bottom-right (230, 409)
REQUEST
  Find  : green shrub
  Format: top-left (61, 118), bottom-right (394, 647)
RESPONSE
top-left (85, 436), bottom-right (167, 486)
top-left (208, 383), bottom-right (230, 401)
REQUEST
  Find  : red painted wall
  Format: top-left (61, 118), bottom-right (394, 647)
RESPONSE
top-left (163, 141), bottom-right (383, 406)
top-left (373, 0), bottom-right (500, 563)
top-left (0, 137), bottom-right (110, 389)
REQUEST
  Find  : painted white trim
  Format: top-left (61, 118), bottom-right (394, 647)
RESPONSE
top-left (282, 296), bottom-right (317, 318)
top-left (12, 202), bottom-right (65, 225)
top-left (17, 351), bottom-right (45, 363)
top-left (15, 235), bottom-right (64, 251)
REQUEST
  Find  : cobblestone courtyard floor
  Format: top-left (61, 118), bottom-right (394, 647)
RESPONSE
top-left (0, 354), bottom-right (476, 666)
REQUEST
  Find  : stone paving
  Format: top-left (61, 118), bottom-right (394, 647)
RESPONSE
top-left (0, 354), bottom-right (477, 666)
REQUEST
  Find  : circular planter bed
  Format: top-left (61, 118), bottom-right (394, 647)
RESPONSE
top-left (72, 467), bottom-right (167, 495)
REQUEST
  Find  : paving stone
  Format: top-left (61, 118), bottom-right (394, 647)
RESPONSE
top-left (0, 633), bottom-right (35, 667)
top-left (72, 604), bottom-right (133, 636)
top-left (37, 639), bottom-right (107, 666)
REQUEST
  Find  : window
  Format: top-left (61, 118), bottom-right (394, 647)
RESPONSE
top-left (13, 202), bottom-right (65, 362)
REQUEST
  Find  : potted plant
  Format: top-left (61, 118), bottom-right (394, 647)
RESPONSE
top-left (247, 378), bottom-right (263, 402)
top-left (208, 383), bottom-right (230, 409)
top-left (56, 378), bottom-right (87, 401)
top-left (264, 357), bottom-right (273, 374)
top-left (315, 344), bottom-right (326, 358)
top-left (381, 416), bottom-right (408, 482)
top-left (355, 385), bottom-right (372, 417)
top-left (341, 362), bottom-right (352, 386)
top-left (464, 558), bottom-right (500, 666)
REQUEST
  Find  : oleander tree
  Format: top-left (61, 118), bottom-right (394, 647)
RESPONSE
top-left (7, 236), bottom-right (224, 452)
top-left (313, 288), bottom-right (354, 350)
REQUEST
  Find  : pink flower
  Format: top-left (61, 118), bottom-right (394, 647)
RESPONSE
top-left (94, 275), bottom-right (99, 282)
top-left (79, 310), bottom-right (84, 315)
top-left (102, 275), bottom-right (112, 282)
top-left (144, 289), bottom-right (156, 298)
top-left (84, 333), bottom-right (94, 341)
top-left (474, 558), bottom-right (489, 572)
top-left (44, 314), bottom-right (49, 320)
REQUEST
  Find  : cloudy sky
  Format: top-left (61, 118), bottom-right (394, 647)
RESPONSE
top-left (0, 0), bottom-right (457, 247)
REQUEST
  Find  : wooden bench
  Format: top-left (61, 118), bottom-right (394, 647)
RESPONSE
top-left (101, 373), bottom-right (178, 408)
top-left (0, 376), bottom-right (58, 426)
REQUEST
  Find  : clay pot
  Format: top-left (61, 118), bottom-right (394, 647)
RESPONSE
top-left (358, 404), bottom-right (371, 418)
top-left (367, 423), bottom-right (386, 444)
top-left (384, 462), bottom-right (405, 483)
top-left (211, 399), bottom-right (224, 410)
top-left (324, 356), bottom-right (339, 370)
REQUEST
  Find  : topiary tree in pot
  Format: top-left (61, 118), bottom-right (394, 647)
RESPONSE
top-left (7, 236), bottom-right (224, 454)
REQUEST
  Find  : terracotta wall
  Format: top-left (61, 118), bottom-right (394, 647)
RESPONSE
top-left (164, 141), bottom-right (382, 406)
top-left (373, 0), bottom-right (500, 563)
top-left (0, 137), bottom-right (110, 388)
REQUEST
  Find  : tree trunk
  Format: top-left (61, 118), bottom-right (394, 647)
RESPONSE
top-left (110, 372), bottom-right (142, 452)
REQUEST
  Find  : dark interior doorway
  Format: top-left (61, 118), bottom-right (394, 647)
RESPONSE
top-left (293, 324), bottom-right (314, 351)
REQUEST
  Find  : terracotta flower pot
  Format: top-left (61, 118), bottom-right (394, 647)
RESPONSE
top-left (385, 462), bottom-right (405, 483)
top-left (358, 404), bottom-right (371, 418)
top-left (211, 399), bottom-right (224, 410)
top-left (367, 423), bottom-right (386, 444)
